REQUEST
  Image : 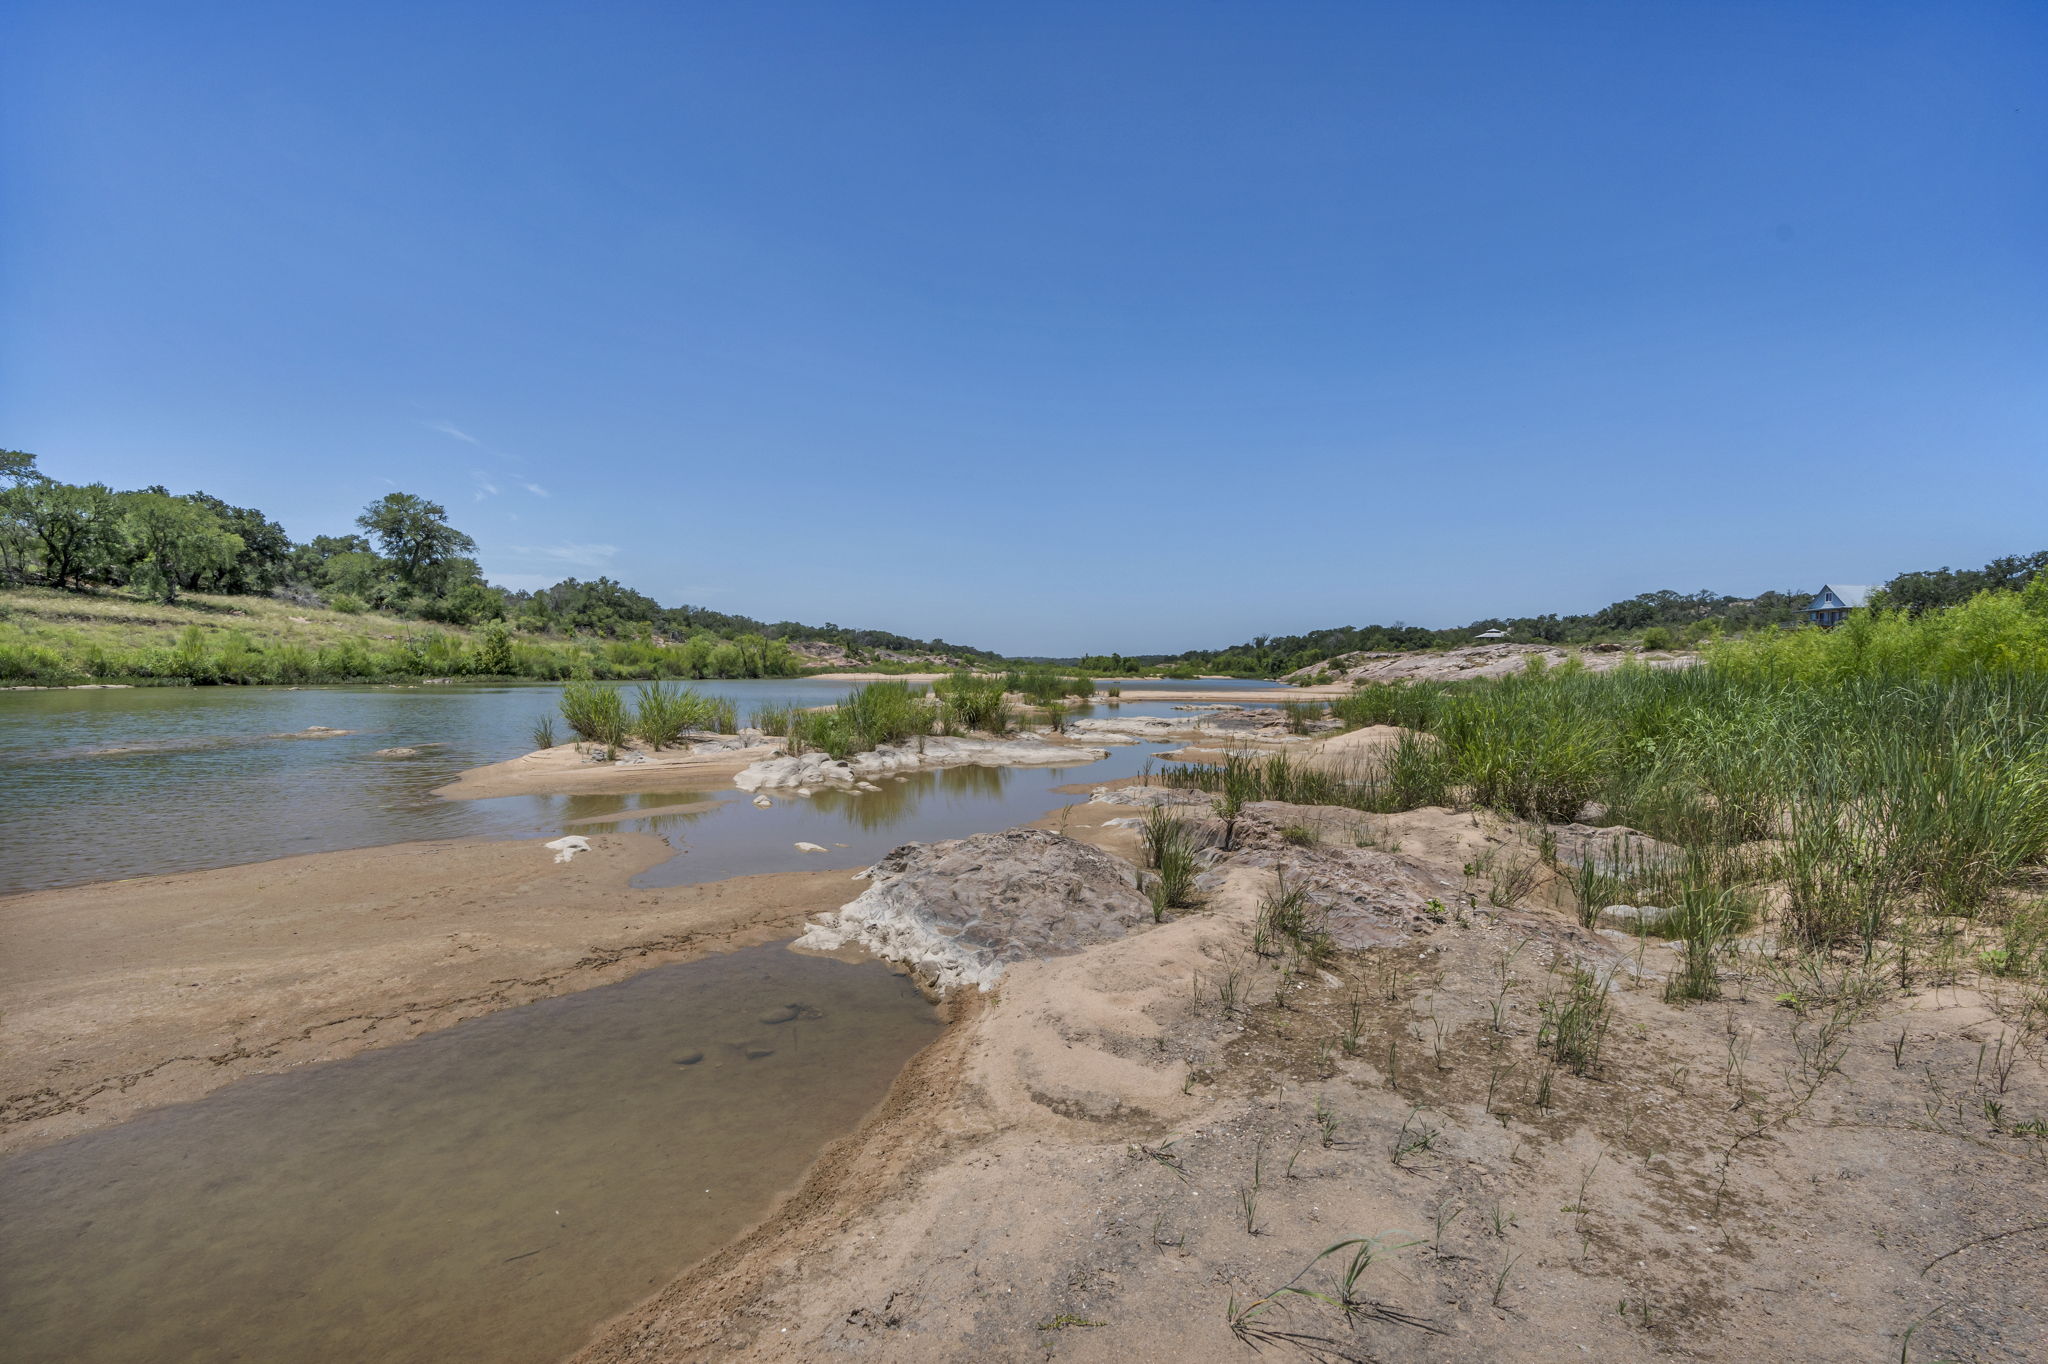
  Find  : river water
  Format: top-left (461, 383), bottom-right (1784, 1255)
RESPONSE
top-left (0, 678), bottom-right (1281, 1362)
top-left (0, 678), bottom-right (1280, 892)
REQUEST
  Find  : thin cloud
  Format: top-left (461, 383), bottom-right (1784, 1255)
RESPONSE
top-left (509, 542), bottom-right (618, 569)
top-left (427, 420), bottom-right (481, 445)
top-left (522, 482), bottom-right (550, 497)
top-left (470, 470), bottom-right (500, 501)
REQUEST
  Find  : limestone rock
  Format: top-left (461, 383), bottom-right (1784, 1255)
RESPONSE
top-left (735, 735), bottom-right (1105, 791)
top-left (796, 829), bottom-right (1151, 995)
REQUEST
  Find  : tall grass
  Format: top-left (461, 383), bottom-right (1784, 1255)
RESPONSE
top-left (1004, 665), bottom-right (1094, 703)
top-left (1156, 589), bottom-right (2048, 975)
top-left (935, 669), bottom-right (1010, 732)
top-left (632, 681), bottom-right (714, 749)
top-left (560, 679), bottom-right (630, 747)
top-left (785, 681), bottom-right (936, 760)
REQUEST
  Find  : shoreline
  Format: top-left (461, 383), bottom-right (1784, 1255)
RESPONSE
top-left (0, 835), bottom-right (867, 1158)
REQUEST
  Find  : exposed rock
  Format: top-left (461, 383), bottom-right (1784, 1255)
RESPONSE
top-left (752, 795), bottom-right (774, 808)
top-left (1547, 822), bottom-right (1681, 871)
top-left (735, 735), bottom-right (1106, 791)
top-left (1597, 904), bottom-right (1678, 931)
top-left (795, 829), bottom-right (1152, 994)
top-left (794, 842), bottom-right (828, 854)
top-left (1283, 643), bottom-right (1699, 686)
top-left (1086, 784), bottom-right (1215, 809)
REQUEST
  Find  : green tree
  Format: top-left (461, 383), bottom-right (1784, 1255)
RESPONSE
top-left (121, 492), bottom-right (243, 603)
top-left (185, 491), bottom-right (292, 593)
top-left (321, 550), bottom-right (395, 605)
top-left (17, 481), bottom-right (123, 587)
top-left (0, 450), bottom-right (41, 486)
top-left (355, 493), bottom-right (476, 593)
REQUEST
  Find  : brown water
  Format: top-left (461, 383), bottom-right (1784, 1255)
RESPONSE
top-left (0, 942), bottom-right (939, 1364)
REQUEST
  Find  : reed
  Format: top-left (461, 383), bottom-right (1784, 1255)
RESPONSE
top-left (560, 679), bottom-right (630, 746)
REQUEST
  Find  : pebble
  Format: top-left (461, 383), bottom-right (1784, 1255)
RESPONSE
top-left (672, 1051), bottom-right (704, 1066)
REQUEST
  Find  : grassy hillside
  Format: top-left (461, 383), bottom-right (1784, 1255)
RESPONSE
top-left (0, 586), bottom-right (910, 684)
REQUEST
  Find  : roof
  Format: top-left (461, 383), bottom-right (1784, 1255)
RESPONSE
top-left (1809, 584), bottom-right (1873, 610)
top-left (1473, 629), bottom-right (1509, 639)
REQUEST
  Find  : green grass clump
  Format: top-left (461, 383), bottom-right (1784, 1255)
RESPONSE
top-left (783, 681), bottom-right (935, 759)
top-left (1142, 807), bottom-right (1203, 919)
top-left (935, 669), bottom-right (1010, 731)
top-left (1004, 665), bottom-right (1094, 703)
top-left (560, 679), bottom-right (630, 746)
top-left (631, 681), bottom-right (715, 749)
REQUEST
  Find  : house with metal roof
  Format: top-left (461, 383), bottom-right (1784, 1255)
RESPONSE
top-left (1806, 584), bottom-right (1872, 628)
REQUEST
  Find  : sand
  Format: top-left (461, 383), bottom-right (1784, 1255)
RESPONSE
top-left (433, 739), bottom-right (778, 800)
top-left (805, 671), bottom-right (948, 683)
top-left (0, 834), bottom-right (867, 1157)
top-left (572, 804), bottom-right (2048, 1364)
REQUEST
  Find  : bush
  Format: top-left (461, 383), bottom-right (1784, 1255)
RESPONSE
top-left (561, 679), bottom-right (630, 746)
top-left (935, 670), bottom-right (1009, 732)
top-left (327, 593), bottom-right (367, 614)
top-left (632, 681), bottom-right (713, 749)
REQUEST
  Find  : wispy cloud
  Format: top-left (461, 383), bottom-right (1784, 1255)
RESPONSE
top-left (522, 482), bottom-right (550, 498)
top-left (470, 470), bottom-right (500, 501)
top-left (427, 420), bottom-right (481, 445)
top-left (510, 542), bottom-right (618, 569)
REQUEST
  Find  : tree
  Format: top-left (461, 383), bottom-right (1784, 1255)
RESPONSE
top-left (185, 492), bottom-right (292, 594)
top-left (17, 481), bottom-right (123, 587)
top-left (0, 450), bottom-right (42, 486)
top-left (355, 493), bottom-right (476, 593)
top-left (121, 492), bottom-right (243, 603)
top-left (320, 550), bottom-right (394, 606)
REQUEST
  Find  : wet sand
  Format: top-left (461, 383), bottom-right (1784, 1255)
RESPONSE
top-left (433, 739), bottom-right (779, 800)
top-left (0, 833), bottom-right (869, 1157)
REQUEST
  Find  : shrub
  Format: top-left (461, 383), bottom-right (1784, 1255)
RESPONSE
top-left (632, 681), bottom-right (712, 749)
top-left (561, 679), bottom-right (630, 746)
top-left (327, 593), bottom-right (367, 614)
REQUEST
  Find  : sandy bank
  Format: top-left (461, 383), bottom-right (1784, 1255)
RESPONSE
top-left (433, 737), bottom-right (778, 800)
top-left (804, 671), bottom-right (947, 683)
top-left (574, 802), bottom-right (2048, 1364)
top-left (0, 836), bottom-right (868, 1157)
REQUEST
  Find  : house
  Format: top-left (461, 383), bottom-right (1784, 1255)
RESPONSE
top-left (1473, 629), bottom-right (1509, 641)
top-left (1806, 584), bottom-right (1872, 628)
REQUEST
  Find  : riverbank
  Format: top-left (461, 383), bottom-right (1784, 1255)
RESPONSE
top-left (573, 798), bottom-right (2048, 1364)
top-left (0, 834), bottom-right (868, 1157)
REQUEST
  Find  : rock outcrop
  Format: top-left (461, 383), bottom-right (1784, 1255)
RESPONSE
top-left (794, 829), bottom-right (1152, 994)
top-left (734, 735), bottom-right (1106, 791)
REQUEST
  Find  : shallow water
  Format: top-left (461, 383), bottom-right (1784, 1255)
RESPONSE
top-left (0, 684), bottom-right (1228, 891)
top-left (0, 941), bottom-right (939, 1364)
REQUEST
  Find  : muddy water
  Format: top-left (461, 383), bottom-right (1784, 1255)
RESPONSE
top-left (0, 942), bottom-right (939, 1364)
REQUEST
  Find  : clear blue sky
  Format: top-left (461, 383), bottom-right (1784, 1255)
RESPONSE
top-left (4, 1), bottom-right (2042, 655)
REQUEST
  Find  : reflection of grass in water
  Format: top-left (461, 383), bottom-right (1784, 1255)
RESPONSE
top-left (937, 764), bottom-right (1010, 798)
top-left (809, 781), bottom-right (922, 831)
top-left (547, 791), bottom-right (727, 836)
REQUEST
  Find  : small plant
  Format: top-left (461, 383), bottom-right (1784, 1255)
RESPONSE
top-left (1281, 823), bottom-right (1319, 847)
top-left (528, 714), bottom-right (558, 750)
top-left (1539, 967), bottom-right (1614, 1075)
top-left (1390, 1107), bottom-right (1440, 1168)
top-left (1142, 807), bottom-right (1202, 918)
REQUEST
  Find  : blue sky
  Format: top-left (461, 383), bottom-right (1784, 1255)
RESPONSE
top-left (4, 1), bottom-right (2042, 655)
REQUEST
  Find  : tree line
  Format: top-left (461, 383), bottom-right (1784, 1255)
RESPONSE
top-left (1144, 556), bottom-right (2046, 678)
top-left (0, 449), bottom-right (994, 666)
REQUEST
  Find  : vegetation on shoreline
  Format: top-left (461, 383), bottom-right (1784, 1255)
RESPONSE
top-left (1171, 583), bottom-right (2048, 999)
top-left (1138, 548), bottom-right (2046, 678)
top-left (0, 449), bottom-right (996, 680)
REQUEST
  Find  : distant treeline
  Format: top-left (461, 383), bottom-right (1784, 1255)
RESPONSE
top-left (1140, 552), bottom-right (2048, 677)
top-left (0, 448), bottom-right (996, 667)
